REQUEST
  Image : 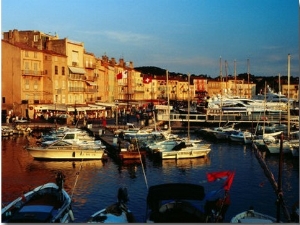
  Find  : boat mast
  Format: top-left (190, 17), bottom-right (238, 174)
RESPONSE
top-left (225, 60), bottom-right (228, 92)
top-left (287, 54), bottom-right (291, 139)
top-left (234, 60), bottom-right (237, 96)
top-left (278, 73), bottom-right (281, 125)
top-left (166, 70), bottom-right (171, 131)
top-left (219, 57), bottom-right (223, 127)
top-left (247, 59), bottom-right (250, 99)
top-left (187, 73), bottom-right (190, 141)
top-left (263, 81), bottom-right (267, 135)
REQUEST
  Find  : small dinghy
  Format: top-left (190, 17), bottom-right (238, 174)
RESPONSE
top-left (87, 187), bottom-right (135, 223)
top-left (230, 207), bottom-right (277, 223)
top-left (1, 171), bottom-right (74, 223)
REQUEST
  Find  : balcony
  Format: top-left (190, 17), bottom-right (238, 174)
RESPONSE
top-left (85, 64), bottom-right (96, 69)
top-left (85, 88), bottom-right (98, 93)
top-left (69, 87), bottom-right (85, 92)
top-left (22, 70), bottom-right (45, 77)
top-left (68, 74), bottom-right (86, 80)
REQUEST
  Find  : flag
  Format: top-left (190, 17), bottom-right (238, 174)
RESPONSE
top-left (116, 70), bottom-right (128, 80)
top-left (206, 171), bottom-right (235, 191)
top-left (143, 75), bottom-right (152, 84)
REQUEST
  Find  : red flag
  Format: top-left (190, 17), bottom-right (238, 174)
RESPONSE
top-left (116, 71), bottom-right (127, 80)
top-left (143, 76), bottom-right (152, 84)
top-left (206, 171), bottom-right (235, 191)
top-left (116, 72), bottom-right (122, 80)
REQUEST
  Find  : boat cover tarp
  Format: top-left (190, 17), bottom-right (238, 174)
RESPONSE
top-left (147, 183), bottom-right (205, 210)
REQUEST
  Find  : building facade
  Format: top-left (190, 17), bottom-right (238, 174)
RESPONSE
top-left (2, 29), bottom-right (298, 121)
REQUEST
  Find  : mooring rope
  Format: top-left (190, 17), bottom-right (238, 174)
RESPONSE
top-left (70, 159), bottom-right (84, 200)
top-left (134, 138), bottom-right (149, 190)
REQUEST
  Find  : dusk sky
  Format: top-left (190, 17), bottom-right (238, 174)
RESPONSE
top-left (2, 0), bottom-right (299, 77)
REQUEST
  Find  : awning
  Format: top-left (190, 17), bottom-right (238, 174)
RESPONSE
top-left (86, 81), bottom-right (97, 86)
top-left (69, 66), bottom-right (86, 74)
top-left (87, 104), bottom-right (106, 110)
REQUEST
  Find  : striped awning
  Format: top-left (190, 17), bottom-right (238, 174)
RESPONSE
top-left (69, 66), bottom-right (86, 74)
top-left (86, 81), bottom-right (97, 86)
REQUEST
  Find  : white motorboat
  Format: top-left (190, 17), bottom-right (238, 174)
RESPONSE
top-left (87, 187), bottom-right (135, 223)
top-left (230, 208), bottom-right (277, 223)
top-left (159, 141), bottom-right (211, 160)
top-left (26, 140), bottom-right (105, 160)
top-left (265, 140), bottom-right (292, 154)
top-left (229, 130), bottom-right (253, 144)
top-left (123, 129), bottom-right (163, 141)
top-left (1, 171), bottom-right (74, 223)
top-left (41, 130), bottom-right (106, 149)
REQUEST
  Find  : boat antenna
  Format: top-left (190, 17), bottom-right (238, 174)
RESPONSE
top-left (134, 138), bottom-right (149, 190)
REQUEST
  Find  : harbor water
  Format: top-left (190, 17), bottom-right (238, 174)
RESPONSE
top-left (1, 134), bottom-right (299, 223)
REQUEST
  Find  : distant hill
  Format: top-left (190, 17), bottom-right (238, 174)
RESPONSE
top-left (134, 66), bottom-right (168, 76)
top-left (134, 66), bottom-right (299, 95)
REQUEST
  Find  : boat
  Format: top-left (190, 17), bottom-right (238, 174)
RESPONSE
top-left (229, 130), bottom-right (253, 144)
top-left (265, 140), bottom-right (292, 154)
top-left (145, 171), bottom-right (235, 223)
top-left (119, 145), bottom-right (146, 161)
top-left (1, 171), bottom-right (74, 223)
top-left (123, 129), bottom-right (163, 141)
top-left (87, 187), bottom-right (135, 223)
top-left (41, 130), bottom-right (106, 150)
top-left (230, 208), bottom-right (277, 223)
top-left (290, 144), bottom-right (299, 157)
top-left (159, 141), bottom-right (211, 159)
top-left (26, 139), bottom-right (105, 160)
top-left (289, 131), bottom-right (299, 157)
top-left (113, 123), bottom-right (140, 135)
top-left (2, 126), bottom-right (14, 137)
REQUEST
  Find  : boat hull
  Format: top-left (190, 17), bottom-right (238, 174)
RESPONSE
top-left (230, 210), bottom-right (277, 223)
top-left (1, 182), bottom-right (73, 223)
top-left (160, 148), bottom-right (210, 159)
top-left (27, 148), bottom-right (104, 160)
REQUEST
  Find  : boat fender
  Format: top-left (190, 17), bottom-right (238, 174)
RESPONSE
top-left (68, 209), bottom-right (75, 221)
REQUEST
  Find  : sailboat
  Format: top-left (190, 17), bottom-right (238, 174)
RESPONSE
top-left (159, 74), bottom-right (211, 160)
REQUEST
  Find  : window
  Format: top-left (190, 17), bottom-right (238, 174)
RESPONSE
top-left (34, 52), bottom-right (37, 58)
top-left (72, 51), bottom-right (79, 65)
top-left (34, 63), bottom-right (38, 75)
top-left (25, 51), bottom-right (29, 57)
top-left (55, 80), bottom-right (59, 89)
top-left (62, 67), bottom-right (65, 75)
top-left (24, 62), bottom-right (29, 74)
top-left (55, 66), bottom-right (58, 75)
top-left (2, 97), bottom-right (5, 104)
top-left (34, 34), bottom-right (39, 42)
top-left (62, 80), bottom-right (66, 89)
top-left (33, 80), bottom-right (38, 90)
top-left (25, 79), bottom-right (29, 90)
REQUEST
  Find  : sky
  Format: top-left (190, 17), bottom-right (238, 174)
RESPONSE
top-left (1, 0), bottom-right (299, 77)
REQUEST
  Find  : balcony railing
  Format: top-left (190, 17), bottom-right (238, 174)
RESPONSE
top-left (85, 88), bottom-right (98, 93)
top-left (69, 87), bottom-right (85, 92)
top-left (22, 70), bottom-right (45, 76)
top-left (85, 64), bottom-right (96, 69)
top-left (68, 74), bottom-right (86, 80)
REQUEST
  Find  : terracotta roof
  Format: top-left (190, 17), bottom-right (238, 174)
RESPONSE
top-left (2, 40), bottom-right (66, 57)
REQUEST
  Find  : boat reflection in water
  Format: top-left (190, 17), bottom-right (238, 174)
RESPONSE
top-left (161, 156), bottom-right (211, 169)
